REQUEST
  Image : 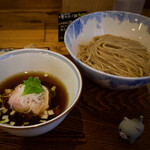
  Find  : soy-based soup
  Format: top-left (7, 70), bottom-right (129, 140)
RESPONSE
top-left (0, 71), bottom-right (68, 126)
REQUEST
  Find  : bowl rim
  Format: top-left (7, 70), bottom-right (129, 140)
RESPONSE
top-left (65, 10), bottom-right (150, 31)
top-left (0, 48), bottom-right (82, 129)
top-left (64, 10), bottom-right (150, 80)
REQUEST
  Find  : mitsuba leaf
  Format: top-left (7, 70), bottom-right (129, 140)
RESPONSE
top-left (21, 76), bottom-right (44, 96)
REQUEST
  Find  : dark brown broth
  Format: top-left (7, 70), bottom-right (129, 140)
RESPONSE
top-left (0, 71), bottom-right (68, 126)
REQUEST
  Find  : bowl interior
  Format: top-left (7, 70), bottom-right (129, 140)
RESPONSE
top-left (65, 11), bottom-right (150, 56)
top-left (0, 49), bottom-right (82, 108)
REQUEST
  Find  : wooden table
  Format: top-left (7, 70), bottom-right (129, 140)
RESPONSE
top-left (0, 10), bottom-right (150, 150)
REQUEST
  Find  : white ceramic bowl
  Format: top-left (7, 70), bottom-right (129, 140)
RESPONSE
top-left (64, 11), bottom-right (150, 90)
top-left (0, 49), bottom-right (82, 136)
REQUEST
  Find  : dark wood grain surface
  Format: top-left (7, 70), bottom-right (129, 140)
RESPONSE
top-left (0, 72), bottom-right (150, 150)
top-left (0, 8), bottom-right (150, 150)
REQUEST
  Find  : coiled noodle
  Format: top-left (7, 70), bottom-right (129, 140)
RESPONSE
top-left (77, 34), bottom-right (150, 77)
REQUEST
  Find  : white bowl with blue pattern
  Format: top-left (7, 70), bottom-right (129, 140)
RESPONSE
top-left (64, 11), bottom-right (150, 90)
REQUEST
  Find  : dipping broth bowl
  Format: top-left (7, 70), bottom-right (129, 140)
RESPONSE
top-left (0, 49), bottom-right (82, 136)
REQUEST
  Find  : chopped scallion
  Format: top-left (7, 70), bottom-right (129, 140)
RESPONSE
top-left (40, 120), bottom-right (46, 123)
top-left (10, 121), bottom-right (15, 126)
top-left (23, 122), bottom-right (29, 125)
top-left (5, 89), bottom-right (12, 94)
top-left (10, 110), bottom-right (16, 116)
top-left (2, 115), bottom-right (8, 120)
top-left (2, 108), bottom-right (8, 114)
top-left (3, 118), bottom-right (9, 123)
top-left (41, 114), bottom-right (48, 119)
top-left (0, 107), bottom-right (5, 111)
top-left (48, 109), bottom-right (54, 115)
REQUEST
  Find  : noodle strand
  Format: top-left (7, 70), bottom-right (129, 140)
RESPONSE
top-left (77, 34), bottom-right (150, 77)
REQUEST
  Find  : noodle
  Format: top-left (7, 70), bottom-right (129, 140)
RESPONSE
top-left (77, 34), bottom-right (150, 77)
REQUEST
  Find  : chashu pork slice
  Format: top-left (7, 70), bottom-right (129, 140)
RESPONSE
top-left (8, 84), bottom-right (49, 116)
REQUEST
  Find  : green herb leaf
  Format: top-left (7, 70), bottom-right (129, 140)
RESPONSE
top-left (21, 76), bottom-right (44, 96)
